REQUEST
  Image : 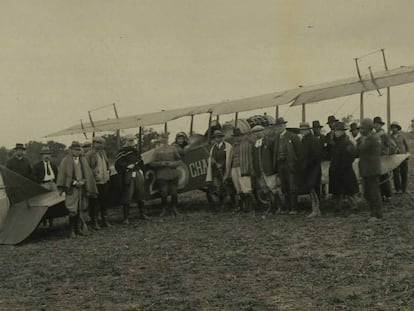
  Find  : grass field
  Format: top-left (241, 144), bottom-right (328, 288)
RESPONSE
top-left (2, 167), bottom-right (414, 310)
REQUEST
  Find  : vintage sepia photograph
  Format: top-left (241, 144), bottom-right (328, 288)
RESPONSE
top-left (1, 0), bottom-right (414, 310)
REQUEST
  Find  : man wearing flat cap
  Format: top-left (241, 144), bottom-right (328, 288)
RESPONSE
top-left (206, 129), bottom-right (232, 210)
top-left (6, 143), bottom-right (32, 179)
top-left (57, 141), bottom-right (98, 238)
top-left (115, 134), bottom-right (147, 224)
top-left (273, 117), bottom-right (300, 214)
top-left (390, 121), bottom-right (410, 194)
top-left (250, 125), bottom-right (279, 213)
top-left (225, 128), bottom-right (254, 212)
top-left (357, 118), bottom-right (383, 221)
top-left (32, 145), bottom-right (59, 228)
top-left (329, 122), bottom-right (359, 214)
top-left (86, 137), bottom-right (111, 229)
top-left (150, 132), bottom-right (182, 217)
top-left (373, 116), bottom-right (394, 201)
top-left (298, 122), bottom-right (322, 217)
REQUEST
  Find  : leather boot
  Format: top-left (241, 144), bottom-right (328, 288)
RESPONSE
top-left (307, 191), bottom-right (321, 218)
top-left (122, 204), bottom-right (130, 225)
top-left (75, 215), bottom-right (85, 236)
top-left (90, 202), bottom-right (100, 230)
top-left (68, 217), bottom-right (76, 238)
top-left (100, 205), bottom-right (110, 227)
top-left (288, 193), bottom-right (299, 215)
top-left (138, 201), bottom-right (150, 220)
top-left (171, 196), bottom-right (180, 217)
top-left (160, 197), bottom-right (168, 217)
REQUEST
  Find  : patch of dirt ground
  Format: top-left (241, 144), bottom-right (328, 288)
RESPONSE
top-left (2, 169), bottom-right (414, 310)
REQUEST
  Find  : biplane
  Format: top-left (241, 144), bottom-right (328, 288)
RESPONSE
top-left (1, 63), bottom-right (413, 244)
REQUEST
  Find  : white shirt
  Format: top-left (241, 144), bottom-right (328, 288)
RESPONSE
top-left (43, 161), bottom-right (55, 182)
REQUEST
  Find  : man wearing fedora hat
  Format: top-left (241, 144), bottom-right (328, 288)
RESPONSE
top-left (57, 141), bottom-right (98, 238)
top-left (326, 115), bottom-right (339, 160)
top-left (358, 118), bottom-right (383, 220)
top-left (390, 121), bottom-right (410, 194)
top-left (298, 122), bottom-right (322, 217)
top-left (86, 137), bottom-right (111, 229)
top-left (312, 120), bottom-right (328, 197)
top-left (329, 122), bottom-right (359, 214)
top-left (6, 143), bottom-right (32, 179)
top-left (349, 122), bottom-right (361, 146)
top-left (33, 145), bottom-right (59, 228)
top-left (115, 134), bottom-right (147, 224)
top-left (373, 116), bottom-right (394, 201)
top-left (273, 117), bottom-right (300, 214)
top-left (206, 129), bottom-right (232, 210)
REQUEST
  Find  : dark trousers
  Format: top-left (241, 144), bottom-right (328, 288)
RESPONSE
top-left (158, 179), bottom-right (178, 204)
top-left (363, 176), bottom-right (383, 218)
top-left (379, 174), bottom-right (392, 198)
top-left (278, 160), bottom-right (298, 211)
top-left (90, 183), bottom-right (109, 222)
top-left (393, 159), bottom-right (409, 192)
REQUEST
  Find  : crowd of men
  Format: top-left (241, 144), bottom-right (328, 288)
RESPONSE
top-left (205, 115), bottom-right (410, 222)
top-left (4, 114), bottom-right (410, 238)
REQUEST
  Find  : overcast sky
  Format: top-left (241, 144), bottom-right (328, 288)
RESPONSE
top-left (1, 0), bottom-right (414, 147)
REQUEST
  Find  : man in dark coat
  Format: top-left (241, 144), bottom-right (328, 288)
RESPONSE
top-left (373, 116), bottom-right (394, 201)
top-left (32, 146), bottom-right (59, 228)
top-left (390, 121), bottom-right (410, 194)
top-left (325, 115), bottom-right (338, 160)
top-left (273, 117), bottom-right (300, 214)
top-left (298, 122), bottom-right (322, 217)
top-left (115, 134), bottom-right (147, 224)
top-left (329, 122), bottom-right (359, 213)
top-left (6, 143), bottom-right (32, 179)
top-left (357, 118), bottom-right (383, 221)
top-left (312, 120), bottom-right (328, 197)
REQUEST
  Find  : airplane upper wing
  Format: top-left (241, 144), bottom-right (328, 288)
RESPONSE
top-left (290, 66), bottom-right (414, 106)
top-left (45, 65), bottom-right (414, 137)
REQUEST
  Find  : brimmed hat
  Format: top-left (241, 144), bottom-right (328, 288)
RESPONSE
top-left (327, 115), bottom-right (338, 124)
top-left (312, 120), bottom-right (323, 128)
top-left (232, 128), bottom-right (242, 136)
top-left (250, 125), bottom-right (264, 133)
top-left (14, 143), bottom-right (25, 150)
top-left (92, 136), bottom-right (105, 144)
top-left (333, 122), bottom-right (348, 131)
top-left (360, 118), bottom-right (374, 130)
top-left (390, 121), bottom-right (402, 130)
top-left (274, 117), bottom-right (287, 126)
top-left (70, 141), bottom-right (82, 150)
top-left (373, 116), bottom-right (385, 125)
top-left (349, 122), bottom-right (359, 131)
top-left (40, 146), bottom-right (52, 154)
top-left (213, 130), bottom-right (225, 137)
top-left (299, 122), bottom-right (311, 130)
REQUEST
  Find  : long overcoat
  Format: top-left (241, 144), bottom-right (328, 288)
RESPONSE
top-left (328, 135), bottom-right (359, 195)
top-left (297, 133), bottom-right (322, 193)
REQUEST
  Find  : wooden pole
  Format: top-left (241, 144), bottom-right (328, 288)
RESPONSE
top-left (189, 115), bottom-right (194, 135)
top-left (164, 122), bottom-right (168, 133)
top-left (113, 103), bottom-right (121, 150)
top-left (207, 112), bottom-right (213, 141)
top-left (381, 49), bottom-right (391, 133)
top-left (138, 126), bottom-right (143, 154)
top-left (302, 104), bottom-right (306, 122)
top-left (360, 92), bottom-right (364, 120)
top-left (235, 112), bottom-right (239, 128)
top-left (275, 106), bottom-right (279, 119)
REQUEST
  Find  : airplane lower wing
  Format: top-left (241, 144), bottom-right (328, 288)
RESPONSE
top-left (0, 166), bottom-right (66, 245)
